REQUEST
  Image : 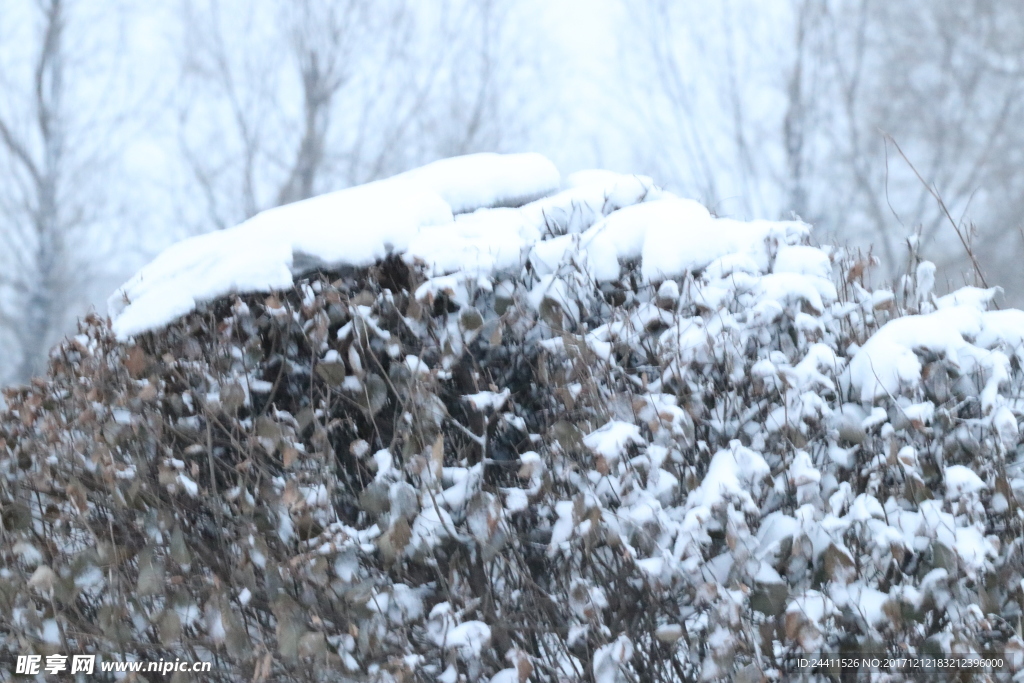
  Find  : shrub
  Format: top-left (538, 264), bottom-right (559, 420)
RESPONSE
top-left (3, 180), bottom-right (1024, 682)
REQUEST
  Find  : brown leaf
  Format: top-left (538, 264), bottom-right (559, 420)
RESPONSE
top-left (783, 610), bottom-right (804, 642)
top-left (391, 515), bottom-right (413, 554)
top-left (159, 609), bottom-right (182, 645)
top-left (137, 383), bottom-right (158, 402)
top-left (28, 565), bottom-right (56, 594)
top-left (276, 620), bottom-right (303, 661)
top-left (282, 447), bottom-right (298, 469)
top-left (125, 346), bottom-right (150, 379)
top-left (845, 259), bottom-right (870, 284)
top-left (881, 599), bottom-right (903, 630)
top-left (378, 517), bottom-right (412, 563)
top-left (282, 482), bottom-right (302, 509)
top-left (406, 295), bottom-right (423, 320)
top-left (517, 656), bottom-right (533, 682)
top-left (822, 543), bottom-right (855, 584)
top-left (66, 479), bottom-right (88, 515)
top-left (252, 652), bottom-right (273, 683)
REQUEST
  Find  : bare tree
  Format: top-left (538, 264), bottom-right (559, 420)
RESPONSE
top-left (0, 0), bottom-right (147, 383)
top-left (629, 0), bottom-right (1024, 297)
top-left (625, 0), bottom-right (793, 218)
top-left (0, 3), bottom-right (61, 379)
top-left (838, 0), bottom-right (1024, 286)
top-left (174, 0), bottom-right (538, 231)
top-left (0, 0), bottom-right (76, 383)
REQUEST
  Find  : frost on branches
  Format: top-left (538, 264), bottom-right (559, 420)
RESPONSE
top-left (3, 153), bottom-right (1024, 681)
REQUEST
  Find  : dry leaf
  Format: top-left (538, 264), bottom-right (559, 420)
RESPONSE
top-left (66, 480), bottom-right (88, 515)
top-left (124, 346), bottom-right (150, 379)
top-left (431, 433), bottom-right (444, 480)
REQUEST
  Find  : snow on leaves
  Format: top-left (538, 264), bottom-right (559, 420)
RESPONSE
top-left (4, 154), bottom-right (1024, 680)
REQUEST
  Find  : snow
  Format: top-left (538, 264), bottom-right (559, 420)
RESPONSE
top-left (935, 286), bottom-right (1000, 310)
top-left (40, 619), bottom-right (61, 644)
top-left (993, 405), bottom-right (1019, 449)
top-left (66, 151), bottom-right (1024, 676)
top-left (109, 153), bottom-right (560, 338)
top-left (754, 272), bottom-right (837, 316)
top-left (407, 504), bottom-right (454, 558)
top-left (177, 473), bottom-right (199, 497)
top-left (440, 620), bottom-right (491, 657)
top-left (687, 441), bottom-right (770, 512)
top-left (902, 401), bottom-right (934, 424)
top-left (549, 500), bottom-right (576, 556)
top-left (372, 449), bottom-right (395, 482)
top-left (593, 635), bottom-right (633, 683)
top-left (503, 487), bottom-right (529, 513)
top-left (579, 199), bottom-right (710, 281)
top-left (848, 304), bottom-right (1021, 409)
top-left (787, 590), bottom-right (838, 625)
top-left (369, 584), bottom-right (427, 625)
top-left (788, 450), bottom-right (821, 487)
top-left (110, 152), bottom-right (814, 339)
top-left (583, 420), bottom-right (645, 463)
top-left (110, 183), bottom-right (449, 338)
top-left (395, 152), bottom-right (559, 215)
top-left (404, 355), bottom-right (430, 376)
top-left (574, 199), bottom-right (808, 282)
top-left (831, 583), bottom-right (889, 628)
top-left (655, 623), bottom-right (684, 643)
top-left (412, 174), bottom-right (655, 280)
top-left (13, 541), bottom-right (43, 567)
top-left (944, 465), bottom-right (986, 498)
top-left (464, 389), bottom-right (510, 412)
top-left (773, 244), bottom-right (832, 279)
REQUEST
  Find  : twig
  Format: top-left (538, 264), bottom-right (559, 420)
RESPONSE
top-left (885, 134), bottom-right (989, 288)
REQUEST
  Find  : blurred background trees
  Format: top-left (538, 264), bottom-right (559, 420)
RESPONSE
top-left (173, 0), bottom-right (538, 230)
top-left (627, 0), bottom-right (1024, 284)
top-left (0, 0), bottom-right (149, 378)
top-left (3, 0), bottom-right (1024, 383)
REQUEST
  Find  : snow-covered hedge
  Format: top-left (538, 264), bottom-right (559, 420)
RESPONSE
top-left (3, 154), bottom-right (1024, 681)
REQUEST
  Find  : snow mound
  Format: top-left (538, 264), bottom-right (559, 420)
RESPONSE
top-left (848, 304), bottom-right (1024, 410)
top-left (109, 153), bottom-right (560, 339)
top-left (108, 153), bottom-right (815, 339)
top-left (395, 151), bottom-right (559, 214)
